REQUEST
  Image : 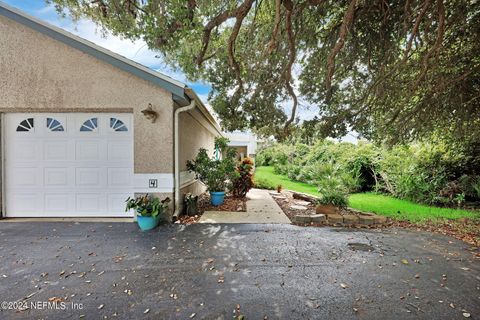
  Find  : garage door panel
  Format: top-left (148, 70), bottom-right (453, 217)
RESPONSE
top-left (107, 141), bottom-right (132, 161)
top-left (5, 113), bottom-right (133, 217)
top-left (8, 167), bottom-right (40, 188)
top-left (45, 193), bottom-right (70, 212)
top-left (8, 193), bottom-right (42, 214)
top-left (44, 141), bottom-right (69, 161)
top-left (75, 140), bottom-right (102, 161)
top-left (75, 167), bottom-right (103, 187)
top-left (107, 193), bottom-right (130, 213)
top-left (44, 168), bottom-right (69, 187)
top-left (76, 193), bottom-right (104, 213)
top-left (108, 168), bottom-right (132, 187)
top-left (10, 140), bottom-right (40, 162)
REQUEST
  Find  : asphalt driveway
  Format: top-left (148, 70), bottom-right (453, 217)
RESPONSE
top-left (0, 222), bottom-right (478, 319)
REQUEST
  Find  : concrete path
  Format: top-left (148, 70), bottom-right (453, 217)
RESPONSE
top-left (198, 188), bottom-right (291, 224)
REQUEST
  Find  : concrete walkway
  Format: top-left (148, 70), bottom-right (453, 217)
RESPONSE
top-left (198, 188), bottom-right (291, 224)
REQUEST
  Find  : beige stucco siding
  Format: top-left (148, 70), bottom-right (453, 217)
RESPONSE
top-left (178, 110), bottom-right (217, 172)
top-left (178, 109), bottom-right (217, 204)
top-left (0, 14), bottom-right (173, 173)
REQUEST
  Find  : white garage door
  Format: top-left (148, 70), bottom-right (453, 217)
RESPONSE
top-left (4, 113), bottom-right (134, 217)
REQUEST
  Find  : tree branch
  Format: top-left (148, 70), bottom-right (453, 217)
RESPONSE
top-left (403, 0), bottom-right (431, 61)
top-left (413, 0), bottom-right (445, 87)
top-left (196, 0), bottom-right (254, 65)
top-left (283, 0), bottom-right (298, 132)
top-left (265, 0), bottom-right (282, 55)
top-left (227, 0), bottom-right (255, 104)
top-left (325, 0), bottom-right (357, 95)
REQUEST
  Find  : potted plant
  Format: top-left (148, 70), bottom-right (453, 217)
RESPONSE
top-left (125, 194), bottom-right (170, 231)
top-left (276, 184), bottom-right (282, 193)
top-left (184, 193), bottom-right (198, 216)
top-left (316, 176), bottom-right (349, 215)
top-left (187, 137), bottom-right (238, 206)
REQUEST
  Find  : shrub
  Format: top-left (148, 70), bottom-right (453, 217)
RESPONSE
top-left (187, 137), bottom-right (238, 192)
top-left (317, 176), bottom-right (349, 207)
top-left (256, 144), bottom-right (291, 166)
top-left (257, 138), bottom-right (480, 207)
top-left (254, 177), bottom-right (276, 190)
top-left (232, 157), bottom-right (254, 198)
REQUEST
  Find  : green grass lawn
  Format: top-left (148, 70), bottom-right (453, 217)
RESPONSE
top-left (254, 166), bottom-right (319, 195)
top-left (254, 166), bottom-right (479, 222)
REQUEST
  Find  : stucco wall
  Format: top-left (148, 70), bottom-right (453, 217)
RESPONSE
top-left (178, 109), bottom-right (217, 209)
top-left (0, 14), bottom-right (173, 174)
top-left (178, 110), bottom-right (217, 172)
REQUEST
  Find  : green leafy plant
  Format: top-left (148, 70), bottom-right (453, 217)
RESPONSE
top-left (254, 177), bottom-right (276, 190)
top-left (232, 157), bottom-right (254, 198)
top-left (317, 175), bottom-right (349, 208)
top-left (125, 194), bottom-right (170, 218)
top-left (183, 193), bottom-right (198, 216)
top-left (472, 178), bottom-right (480, 199)
top-left (257, 138), bottom-right (480, 208)
top-left (187, 137), bottom-right (238, 192)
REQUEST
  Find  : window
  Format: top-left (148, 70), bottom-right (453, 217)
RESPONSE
top-left (16, 118), bottom-right (34, 132)
top-left (46, 118), bottom-right (65, 132)
top-left (110, 118), bottom-right (128, 132)
top-left (80, 118), bottom-right (98, 132)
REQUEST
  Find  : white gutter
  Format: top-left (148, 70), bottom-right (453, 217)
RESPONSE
top-left (173, 100), bottom-right (196, 220)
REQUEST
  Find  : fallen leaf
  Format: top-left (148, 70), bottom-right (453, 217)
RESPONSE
top-left (401, 259), bottom-right (409, 265)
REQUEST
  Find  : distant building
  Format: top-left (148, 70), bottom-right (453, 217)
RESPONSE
top-left (224, 131), bottom-right (258, 161)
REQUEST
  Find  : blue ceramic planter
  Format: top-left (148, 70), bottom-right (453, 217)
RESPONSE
top-left (136, 215), bottom-right (160, 231)
top-left (210, 191), bottom-right (225, 206)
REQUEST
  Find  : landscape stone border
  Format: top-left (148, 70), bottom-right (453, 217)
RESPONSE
top-left (289, 191), bottom-right (389, 227)
top-left (294, 210), bottom-right (388, 227)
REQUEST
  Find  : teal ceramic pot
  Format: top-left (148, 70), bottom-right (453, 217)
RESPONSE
top-left (210, 191), bottom-right (225, 206)
top-left (136, 215), bottom-right (160, 231)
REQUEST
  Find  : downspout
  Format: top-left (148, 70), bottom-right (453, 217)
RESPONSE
top-left (173, 100), bottom-right (196, 220)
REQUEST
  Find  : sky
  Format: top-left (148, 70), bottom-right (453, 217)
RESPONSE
top-left (2, 0), bottom-right (358, 142)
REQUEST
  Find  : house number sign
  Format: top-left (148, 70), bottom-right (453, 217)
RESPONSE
top-left (149, 179), bottom-right (158, 188)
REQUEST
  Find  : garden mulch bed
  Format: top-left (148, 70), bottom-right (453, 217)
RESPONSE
top-left (272, 189), bottom-right (480, 249)
top-left (177, 193), bottom-right (247, 225)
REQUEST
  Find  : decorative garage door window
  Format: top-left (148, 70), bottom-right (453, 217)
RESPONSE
top-left (80, 118), bottom-right (98, 132)
top-left (110, 117), bottom-right (128, 132)
top-left (16, 118), bottom-right (34, 132)
top-left (46, 117), bottom-right (65, 132)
